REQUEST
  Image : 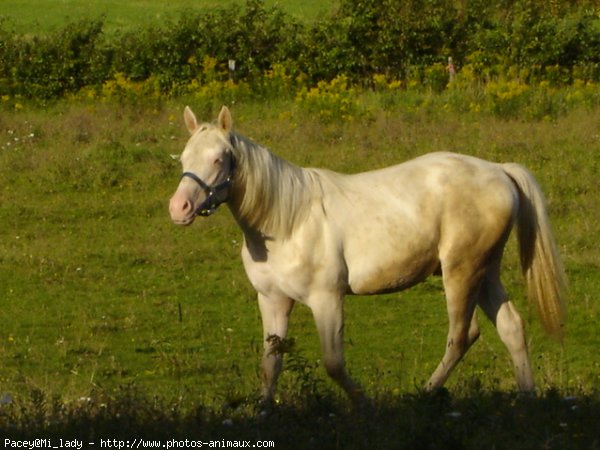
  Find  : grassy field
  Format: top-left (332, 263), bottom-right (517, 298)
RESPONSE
top-left (0, 0), bottom-right (335, 34)
top-left (0, 93), bottom-right (599, 447)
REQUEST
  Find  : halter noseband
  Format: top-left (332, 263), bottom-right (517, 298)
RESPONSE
top-left (180, 156), bottom-right (236, 217)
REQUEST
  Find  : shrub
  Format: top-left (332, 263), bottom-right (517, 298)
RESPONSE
top-left (484, 79), bottom-right (531, 118)
top-left (424, 63), bottom-right (451, 93)
top-left (188, 79), bottom-right (252, 111)
top-left (1, 19), bottom-right (109, 99)
top-left (256, 64), bottom-right (300, 101)
top-left (295, 75), bottom-right (366, 122)
top-left (1, 0), bottom-right (599, 101)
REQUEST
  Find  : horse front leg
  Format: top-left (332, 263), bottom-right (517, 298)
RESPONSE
top-left (310, 293), bottom-right (367, 407)
top-left (257, 292), bottom-right (294, 407)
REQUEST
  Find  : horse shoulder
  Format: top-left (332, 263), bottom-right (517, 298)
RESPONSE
top-left (240, 207), bottom-right (347, 303)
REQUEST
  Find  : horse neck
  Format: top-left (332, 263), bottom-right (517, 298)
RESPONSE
top-left (229, 134), bottom-right (314, 238)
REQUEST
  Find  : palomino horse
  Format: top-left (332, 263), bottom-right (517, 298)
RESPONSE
top-left (169, 106), bottom-right (566, 405)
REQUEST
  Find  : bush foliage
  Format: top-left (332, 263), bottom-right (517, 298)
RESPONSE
top-left (1, 0), bottom-right (599, 101)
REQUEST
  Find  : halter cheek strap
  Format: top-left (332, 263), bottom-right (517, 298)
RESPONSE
top-left (181, 157), bottom-right (236, 217)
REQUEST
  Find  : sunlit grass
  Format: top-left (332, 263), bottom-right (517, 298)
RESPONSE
top-left (0, 0), bottom-right (335, 34)
top-left (0, 93), bottom-right (598, 449)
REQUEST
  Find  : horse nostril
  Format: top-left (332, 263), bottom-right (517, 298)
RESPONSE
top-left (169, 195), bottom-right (193, 217)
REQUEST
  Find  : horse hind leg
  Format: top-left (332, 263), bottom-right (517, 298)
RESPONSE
top-left (478, 270), bottom-right (535, 392)
top-left (425, 265), bottom-right (482, 391)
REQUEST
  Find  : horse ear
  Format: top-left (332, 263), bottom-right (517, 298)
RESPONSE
top-left (218, 106), bottom-right (233, 133)
top-left (184, 106), bottom-right (198, 135)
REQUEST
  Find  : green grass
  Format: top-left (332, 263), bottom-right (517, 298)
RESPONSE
top-left (1, 96), bottom-right (599, 447)
top-left (0, 0), bottom-right (335, 34)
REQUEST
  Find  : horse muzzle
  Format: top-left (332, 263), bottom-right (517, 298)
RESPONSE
top-left (169, 185), bottom-right (226, 225)
top-left (169, 190), bottom-right (199, 226)
top-left (169, 159), bottom-right (236, 224)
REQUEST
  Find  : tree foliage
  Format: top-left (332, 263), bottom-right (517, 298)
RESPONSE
top-left (1, 0), bottom-right (599, 99)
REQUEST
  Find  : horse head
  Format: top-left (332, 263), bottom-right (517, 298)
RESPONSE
top-left (169, 106), bottom-right (236, 225)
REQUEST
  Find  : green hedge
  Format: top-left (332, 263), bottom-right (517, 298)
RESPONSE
top-left (1, 0), bottom-right (599, 99)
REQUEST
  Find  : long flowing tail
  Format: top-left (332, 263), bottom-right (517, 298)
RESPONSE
top-left (503, 163), bottom-right (567, 341)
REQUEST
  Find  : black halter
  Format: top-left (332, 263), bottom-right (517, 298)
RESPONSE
top-left (180, 156), bottom-right (236, 217)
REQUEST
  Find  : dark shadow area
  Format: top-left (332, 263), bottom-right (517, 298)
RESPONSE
top-left (1, 386), bottom-right (598, 450)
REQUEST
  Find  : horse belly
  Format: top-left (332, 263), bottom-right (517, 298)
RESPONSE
top-left (345, 238), bottom-right (439, 295)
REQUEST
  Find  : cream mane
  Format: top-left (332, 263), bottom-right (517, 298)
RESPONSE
top-left (230, 133), bottom-right (317, 237)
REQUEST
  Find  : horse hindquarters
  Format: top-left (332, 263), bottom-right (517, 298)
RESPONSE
top-left (426, 169), bottom-right (518, 391)
top-left (472, 163), bottom-right (567, 392)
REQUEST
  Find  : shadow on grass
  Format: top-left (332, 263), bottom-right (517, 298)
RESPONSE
top-left (1, 385), bottom-right (599, 450)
